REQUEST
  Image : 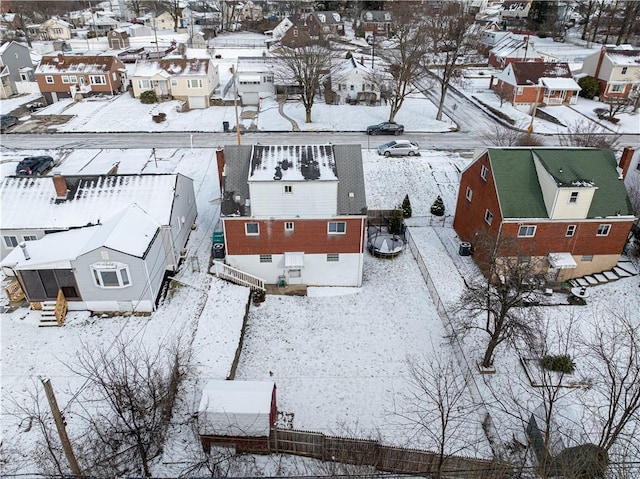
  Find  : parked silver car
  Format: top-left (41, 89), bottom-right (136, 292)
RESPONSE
top-left (377, 140), bottom-right (420, 157)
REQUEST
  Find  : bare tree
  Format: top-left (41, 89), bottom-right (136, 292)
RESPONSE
top-left (557, 119), bottom-right (620, 148)
top-left (273, 42), bottom-right (337, 123)
top-left (67, 334), bottom-right (191, 477)
top-left (581, 307), bottom-right (640, 456)
top-left (456, 235), bottom-right (547, 369)
top-left (397, 351), bottom-right (479, 478)
top-left (424, 1), bottom-right (475, 121)
top-left (220, 0), bottom-right (240, 31)
top-left (494, 82), bottom-right (512, 108)
top-left (366, 2), bottom-right (430, 122)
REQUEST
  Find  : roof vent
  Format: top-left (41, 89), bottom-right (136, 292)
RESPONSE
top-left (19, 242), bottom-right (30, 260)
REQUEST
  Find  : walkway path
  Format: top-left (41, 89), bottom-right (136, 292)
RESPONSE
top-left (278, 100), bottom-right (300, 131)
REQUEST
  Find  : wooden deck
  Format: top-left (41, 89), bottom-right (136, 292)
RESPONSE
top-left (265, 284), bottom-right (308, 296)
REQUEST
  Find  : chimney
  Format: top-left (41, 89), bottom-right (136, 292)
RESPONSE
top-left (619, 147), bottom-right (635, 180)
top-left (594, 46), bottom-right (607, 81)
top-left (19, 242), bottom-right (30, 260)
top-left (360, 56), bottom-right (364, 65)
top-left (216, 149), bottom-right (225, 190)
top-left (52, 173), bottom-right (68, 200)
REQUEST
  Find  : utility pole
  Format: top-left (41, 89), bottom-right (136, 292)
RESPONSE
top-left (40, 377), bottom-right (83, 476)
top-left (230, 65), bottom-right (241, 145)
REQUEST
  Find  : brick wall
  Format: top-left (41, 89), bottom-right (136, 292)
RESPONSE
top-left (224, 217), bottom-right (365, 255)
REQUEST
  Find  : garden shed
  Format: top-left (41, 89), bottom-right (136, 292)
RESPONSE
top-left (198, 380), bottom-right (277, 453)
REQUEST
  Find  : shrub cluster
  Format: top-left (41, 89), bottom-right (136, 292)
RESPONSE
top-left (541, 354), bottom-right (576, 374)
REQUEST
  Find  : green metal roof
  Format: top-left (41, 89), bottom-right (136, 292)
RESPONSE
top-left (487, 148), bottom-right (633, 219)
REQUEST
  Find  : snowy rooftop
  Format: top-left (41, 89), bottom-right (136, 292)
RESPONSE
top-left (1, 204), bottom-right (159, 269)
top-left (0, 174), bottom-right (182, 230)
top-left (198, 380), bottom-right (275, 415)
top-left (540, 77), bottom-right (581, 90)
top-left (36, 54), bottom-right (121, 74)
top-left (133, 58), bottom-right (211, 77)
top-left (222, 145), bottom-right (366, 217)
top-left (249, 145), bottom-right (338, 182)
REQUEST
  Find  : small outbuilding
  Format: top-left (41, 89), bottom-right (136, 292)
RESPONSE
top-left (198, 380), bottom-right (277, 453)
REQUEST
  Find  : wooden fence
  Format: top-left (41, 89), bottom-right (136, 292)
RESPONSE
top-left (271, 428), bottom-right (512, 478)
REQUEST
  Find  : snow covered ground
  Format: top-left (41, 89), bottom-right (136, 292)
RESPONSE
top-left (1, 29), bottom-right (639, 477)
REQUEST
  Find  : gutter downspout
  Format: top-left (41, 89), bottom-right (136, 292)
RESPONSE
top-left (357, 216), bottom-right (365, 287)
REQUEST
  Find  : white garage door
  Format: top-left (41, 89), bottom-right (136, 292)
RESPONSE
top-left (188, 95), bottom-right (207, 109)
top-left (241, 92), bottom-right (260, 106)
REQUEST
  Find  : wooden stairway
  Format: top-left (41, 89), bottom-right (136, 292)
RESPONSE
top-left (39, 289), bottom-right (68, 327)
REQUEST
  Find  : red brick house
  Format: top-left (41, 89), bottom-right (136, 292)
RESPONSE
top-left (35, 53), bottom-right (128, 104)
top-left (218, 144), bottom-right (367, 287)
top-left (359, 10), bottom-right (394, 38)
top-left (580, 45), bottom-right (640, 101)
top-left (305, 11), bottom-right (344, 37)
top-left (453, 148), bottom-right (635, 282)
top-left (490, 62), bottom-right (581, 112)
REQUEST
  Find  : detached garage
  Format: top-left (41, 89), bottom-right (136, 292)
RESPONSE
top-left (198, 380), bottom-right (277, 453)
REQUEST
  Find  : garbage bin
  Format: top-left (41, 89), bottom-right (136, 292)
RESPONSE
top-left (212, 243), bottom-right (225, 259)
top-left (222, 121), bottom-right (229, 132)
top-left (459, 242), bottom-right (472, 256)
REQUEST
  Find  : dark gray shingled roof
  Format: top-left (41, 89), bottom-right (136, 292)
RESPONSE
top-left (221, 144), bottom-right (366, 217)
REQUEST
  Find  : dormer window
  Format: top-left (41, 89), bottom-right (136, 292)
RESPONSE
top-left (569, 191), bottom-right (579, 203)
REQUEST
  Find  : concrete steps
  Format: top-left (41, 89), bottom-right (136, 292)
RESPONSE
top-left (568, 259), bottom-right (638, 290)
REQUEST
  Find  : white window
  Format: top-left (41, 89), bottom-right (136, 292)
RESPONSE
top-left (581, 254), bottom-right (593, 262)
top-left (69, 75), bottom-right (77, 83)
top-left (566, 225), bottom-right (576, 237)
top-left (481, 165), bottom-right (489, 181)
top-left (284, 185), bottom-right (293, 194)
top-left (89, 75), bottom-right (106, 85)
top-left (138, 79), bottom-right (152, 89)
top-left (484, 209), bottom-right (493, 225)
top-left (45, 75), bottom-right (54, 84)
top-left (465, 187), bottom-right (472, 201)
top-left (3, 236), bottom-right (18, 248)
top-left (171, 79), bottom-right (178, 87)
top-left (53, 28), bottom-right (63, 34)
top-left (61, 75), bottom-right (70, 83)
top-left (609, 84), bottom-right (623, 93)
top-left (188, 79), bottom-right (202, 88)
top-left (596, 224), bottom-right (611, 236)
top-left (328, 221), bottom-right (346, 234)
top-left (259, 254), bottom-right (272, 263)
top-left (569, 191), bottom-right (579, 203)
top-left (91, 262), bottom-right (131, 288)
top-left (327, 253), bottom-right (339, 262)
top-left (516, 86), bottom-right (523, 95)
top-left (245, 222), bottom-right (259, 235)
top-left (518, 225), bottom-right (536, 237)
top-left (621, 67), bottom-right (628, 75)
top-left (22, 235), bottom-right (38, 241)
top-left (285, 222), bottom-right (294, 232)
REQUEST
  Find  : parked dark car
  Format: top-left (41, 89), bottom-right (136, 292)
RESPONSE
top-left (15, 156), bottom-right (55, 176)
top-left (1, 114), bottom-right (18, 132)
top-left (366, 122), bottom-right (404, 135)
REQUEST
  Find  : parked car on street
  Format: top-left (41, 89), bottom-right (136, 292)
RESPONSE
top-left (377, 140), bottom-right (420, 157)
top-left (366, 122), bottom-right (404, 135)
top-left (15, 156), bottom-right (55, 176)
top-left (1, 114), bottom-right (18, 132)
